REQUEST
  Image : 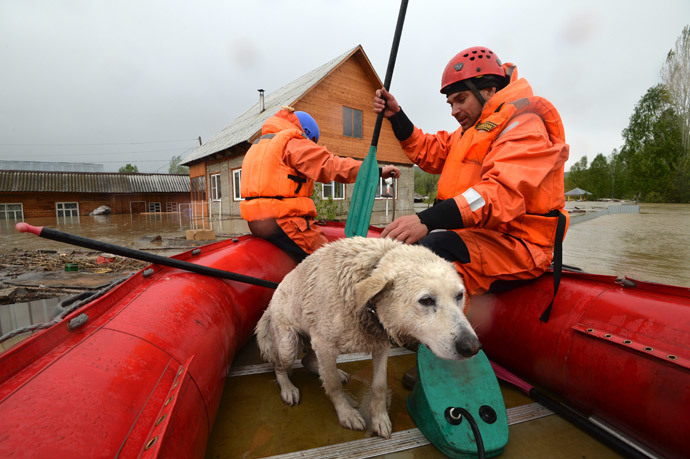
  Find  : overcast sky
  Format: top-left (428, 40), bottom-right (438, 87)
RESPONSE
top-left (1, 1), bottom-right (688, 173)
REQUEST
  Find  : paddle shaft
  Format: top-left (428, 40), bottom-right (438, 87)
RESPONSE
top-left (15, 223), bottom-right (279, 289)
top-left (344, 0), bottom-right (408, 238)
top-left (490, 361), bottom-right (651, 458)
top-left (370, 0), bottom-right (408, 148)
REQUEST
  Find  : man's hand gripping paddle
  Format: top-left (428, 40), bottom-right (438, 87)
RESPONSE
top-left (344, 0), bottom-right (408, 237)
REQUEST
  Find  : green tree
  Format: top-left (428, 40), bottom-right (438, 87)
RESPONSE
top-left (588, 153), bottom-right (611, 200)
top-left (169, 155), bottom-right (189, 174)
top-left (661, 26), bottom-right (690, 201)
top-left (608, 149), bottom-right (627, 199)
top-left (119, 164), bottom-right (139, 173)
top-left (662, 25), bottom-right (690, 155)
top-left (567, 156), bottom-right (588, 192)
top-left (413, 166), bottom-right (440, 203)
top-left (620, 84), bottom-right (684, 201)
top-left (311, 184), bottom-right (342, 220)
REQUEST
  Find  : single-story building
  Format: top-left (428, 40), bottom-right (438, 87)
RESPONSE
top-left (0, 170), bottom-right (191, 219)
top-left (180, 45), bottom-right (414, 229)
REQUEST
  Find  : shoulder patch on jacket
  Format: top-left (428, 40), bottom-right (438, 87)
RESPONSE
top-left (476, 121), bottom-right (498, 132)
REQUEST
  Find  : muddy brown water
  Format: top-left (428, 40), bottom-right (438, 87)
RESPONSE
top-left (0, 213), bottom-right (240, 253)
top-left (562, 202), bottom-right (690, 287)
top-left (1, 203), bottom-right (688, 352)
top-left (1, 203), bottom-right (688, 287)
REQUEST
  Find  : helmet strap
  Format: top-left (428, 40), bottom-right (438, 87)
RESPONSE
top-left (463, 79), bottom-right (486, 107)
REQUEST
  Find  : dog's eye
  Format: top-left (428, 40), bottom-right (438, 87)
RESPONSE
top-left (455, 292), bottom-right (464, 302)
top-left (418, 295), bottom-right (436, 307)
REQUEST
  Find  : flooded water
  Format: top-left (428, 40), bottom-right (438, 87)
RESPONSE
top-left (0, 295), bottom-right (70, 351)
top-left (563, 202), bottom-right (690, 287)
top-left (1, 203), bottom-right (688, 287)
top-left (0, 213), bottom-right (249, 253)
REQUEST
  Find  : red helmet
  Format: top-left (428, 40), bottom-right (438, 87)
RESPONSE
top-left (440, 46), bottom-right (506, 94)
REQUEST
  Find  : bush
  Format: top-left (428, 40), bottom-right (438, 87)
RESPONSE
top-left (311, 185), bottom-right (343, 220)
top-left (643, 191), bottom-right (665, 203)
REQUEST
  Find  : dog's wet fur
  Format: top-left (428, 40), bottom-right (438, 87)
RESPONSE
top-left (255, 236), bottom-right (480, 438)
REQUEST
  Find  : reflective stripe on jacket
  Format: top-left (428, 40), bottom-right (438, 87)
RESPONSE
top-left (401, 70), bottom-right (570, 251)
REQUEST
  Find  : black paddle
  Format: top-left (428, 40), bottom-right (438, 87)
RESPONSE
top-left (15, 222), bottom-right (279, 289)
top-left (344, 0), bottom-right (409, 237)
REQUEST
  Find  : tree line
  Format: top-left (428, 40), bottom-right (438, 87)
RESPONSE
top-left (118, 155), bottom-right (189, 174)
top-left (557, 27), bottom-right (689, 203)
top-left (416, 26), bottom-right (690, 204)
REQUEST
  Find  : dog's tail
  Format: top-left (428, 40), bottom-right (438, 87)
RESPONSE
top-left (255, 312), bottom-right (277, 364)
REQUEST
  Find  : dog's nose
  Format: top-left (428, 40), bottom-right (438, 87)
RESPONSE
top-left (455, 335), bottom-right (482, 357)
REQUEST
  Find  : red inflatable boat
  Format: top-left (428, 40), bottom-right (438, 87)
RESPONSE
top-left (0, 222), bottom-right (688, 457)
top-left (470, 270), bottom-right (690, 458)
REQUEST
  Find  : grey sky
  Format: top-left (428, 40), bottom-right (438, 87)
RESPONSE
top-left (1, 1), bottom-right (688, 173)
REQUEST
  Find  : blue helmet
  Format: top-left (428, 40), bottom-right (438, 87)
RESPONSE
top-left (295, 111), bottom-right (320, 143)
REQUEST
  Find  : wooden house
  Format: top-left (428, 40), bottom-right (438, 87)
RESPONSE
top-left (180, 45), bottom-right (414, 230)
top-left (0, 170), bottom-right (191, 219)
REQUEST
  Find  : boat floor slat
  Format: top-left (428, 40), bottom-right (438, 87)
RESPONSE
top-left (228, 347), bottom-right (414, 377)
top-left (208, 339), bottom-right (624, 458)
top-left (264, 403), bottom-right (553, 459)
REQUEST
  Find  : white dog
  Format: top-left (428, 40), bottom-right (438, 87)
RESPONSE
top-left (255, 236), bottom-right (480, 439)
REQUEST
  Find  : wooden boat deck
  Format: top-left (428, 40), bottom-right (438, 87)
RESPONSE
top-left (206, 337), bottom-right (623, 458)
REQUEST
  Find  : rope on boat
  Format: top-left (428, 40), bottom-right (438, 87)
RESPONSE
top-left (0, 274), bottom-right (131, 345)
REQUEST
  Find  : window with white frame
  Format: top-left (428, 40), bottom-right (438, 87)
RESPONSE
top-left (211, 173), bottom-right (221, 201)
top-left (56, 202), bottom-right (79, 217)
top-left (149, 202), bottom-right (161, 212)
top-left (322, 181), bottom-right (345, 200)
top-left (232, 169), bottom-right (243, 201)
top-left (375, 177), bottom-right (397, 199)
top-left (0, 203), bottom-right (24, 220)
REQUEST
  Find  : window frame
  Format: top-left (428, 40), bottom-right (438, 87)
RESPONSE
top-left (210, 173), bottom-right (222, 201)
top-left (56, 202), bottom-right (79, 217)
top-left (342, 106), bottom-right (363, 139)
top-left (0, 203), bottom-right (24, 220)
top-left (321, 181), bottom-right (345, 200)
top-left (232, 168), bottom-right (243, 201)
top-left (375, 177), bottom-right (398, 200)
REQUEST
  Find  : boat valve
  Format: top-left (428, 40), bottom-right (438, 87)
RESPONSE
top-left (67, 313), bottom-right (89, 331)
top-left (445, 407), bottom-right (464, 425)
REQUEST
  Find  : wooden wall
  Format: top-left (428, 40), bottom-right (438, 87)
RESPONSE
top-left (293, 51), bottom-right (412, 165)
top-left (188, 46), bottom-right (421, 231)
top-left (0, 192), bottom-right (190, 218)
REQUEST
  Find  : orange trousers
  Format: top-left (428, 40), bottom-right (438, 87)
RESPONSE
top-left (420, 228), bottom-right (552, 295)
top-left (248, 216), bottom-right (327, 262)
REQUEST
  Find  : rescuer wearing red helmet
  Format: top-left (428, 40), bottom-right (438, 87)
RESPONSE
top-left (374, 46), bottom-right (569, 299)
top-left (241, 106), bottom-right (400, 262)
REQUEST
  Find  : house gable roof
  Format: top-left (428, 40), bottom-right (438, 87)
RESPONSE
top-left (181, 45), bottom-right (381, 166)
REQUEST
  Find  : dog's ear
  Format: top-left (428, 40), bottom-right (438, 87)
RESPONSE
top-left (354, 274), bottom-right (392, 309)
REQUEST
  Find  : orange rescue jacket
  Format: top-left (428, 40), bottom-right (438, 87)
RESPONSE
top-left (402, 68), bottom-right (569, 251)
top-left (241, 111), bottom-right (316, 221)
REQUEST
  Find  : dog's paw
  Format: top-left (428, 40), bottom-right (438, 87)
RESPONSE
top-left (371, 412), bottom-right (392, 439)
top-left (338, 408), bottom-right (367, 431)
top-left (280, 386), bottom-right (300, 406)
top-left (337, 369), bottom-right (350, 384)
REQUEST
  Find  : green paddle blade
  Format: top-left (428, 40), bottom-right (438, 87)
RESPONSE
top-left (345, 146), bottom-right (379, 237)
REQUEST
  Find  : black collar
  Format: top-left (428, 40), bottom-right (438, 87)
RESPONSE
top-left (366, 300), bottom-right (386, 334)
